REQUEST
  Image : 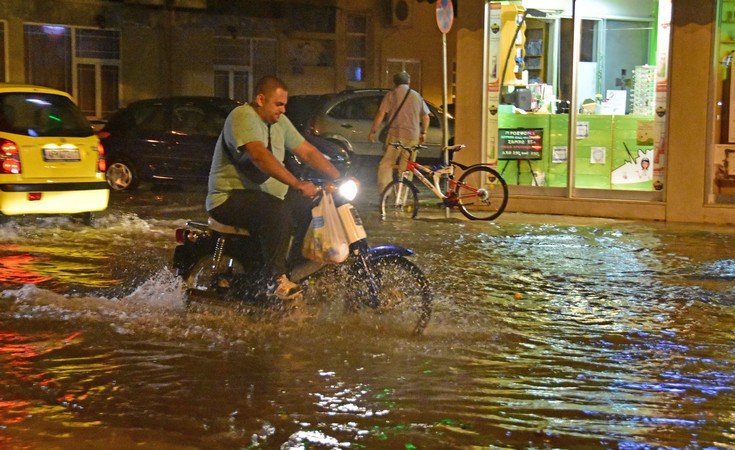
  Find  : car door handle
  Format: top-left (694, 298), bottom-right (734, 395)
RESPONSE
top-left (340, 123), bottom-right (353, 129)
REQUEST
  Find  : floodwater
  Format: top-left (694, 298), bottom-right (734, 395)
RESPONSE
top-left (1, 184), bottom-right (734, 449)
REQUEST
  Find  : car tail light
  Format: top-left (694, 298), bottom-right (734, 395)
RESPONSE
top-left (28, 193), bottom-right (42, 201)
top-left (97, 130), bottom-right (111, 139)
top-left (1, 138), bottom-right (21, 174)
top-left (175, 228), bottom-right (187, 244)
top-left (97, 142), bottom-right (106, 172)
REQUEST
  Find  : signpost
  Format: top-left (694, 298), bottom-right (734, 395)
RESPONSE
top-left (436, 0), bottom-right (454, 155)
top-left (437, 0), bottom-right (453, 217)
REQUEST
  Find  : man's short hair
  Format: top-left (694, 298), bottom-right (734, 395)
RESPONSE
top-left (253, 75), bottom-right (288, 98)
top-left (393, 71), bottom-right (410, 86)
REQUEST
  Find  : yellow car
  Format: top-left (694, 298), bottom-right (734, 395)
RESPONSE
top-left (0, 84), bottom-right (109, 223)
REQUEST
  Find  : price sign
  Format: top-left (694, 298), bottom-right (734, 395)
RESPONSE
top-left (498, 128), bottom-right (543, 160)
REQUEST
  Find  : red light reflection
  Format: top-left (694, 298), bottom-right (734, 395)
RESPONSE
top-left (0, 254), bottom-right (53, 285)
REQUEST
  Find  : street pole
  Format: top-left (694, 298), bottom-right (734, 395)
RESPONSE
top-left (436, 0), bottom-right (454, 218)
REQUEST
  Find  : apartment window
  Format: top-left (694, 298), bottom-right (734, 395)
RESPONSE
top-left (24, 24), bottom-right (120, 119)
top-left (215, 36), bottom-right (276, 102)
top-left (346, 14), bottom-right (368, 83)
top-left (75, 28), bottom-right (120, 118)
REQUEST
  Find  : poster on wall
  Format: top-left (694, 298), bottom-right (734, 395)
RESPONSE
top-left (552, 146), bottom-right (567, 163)
top-left (611, 141), bottom-right (654, 185)
top-left (590, 147), bottom-right (607, 164)
top-left (498, 128), bottom-right (543, 160)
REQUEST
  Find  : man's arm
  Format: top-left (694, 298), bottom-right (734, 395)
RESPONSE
top-left (419, 112), bottom-right (430, 144)
top-left (418, 100), bottom-right (431, 144)
top-left (242, 140), bottom-right (304, 189)
top-left (367, 110), bottom-right (387, 143)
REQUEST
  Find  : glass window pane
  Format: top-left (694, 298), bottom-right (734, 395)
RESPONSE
top-left (24, 24), bottom-right (72, 93)
top-left (573, 1), bottom-right (665, 193)
top-left (215, 37), bottom-right (249, 66)
top-left (347, 36), bottom-right (366, 58)
top-left (76, 28), bottom-right (120, 59)
top-left (214, 70), bottom-right (229, 98)
top-left (346, 60), bottom-right (365, 82)
top-left (347, 15), bottom-right (367, 33)
top-left (286, 5), bottom-right (336, 33)
top-left (253, 39), bottom-right (277, 81)
top-left (233, 72), bottom-right (248, 103)
top-left (77, 64), bottom-right (96, 116)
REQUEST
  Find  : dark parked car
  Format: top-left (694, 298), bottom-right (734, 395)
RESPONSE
top-left (99, 96), bottom-right (349, 190)
top-left (287, 89), bottom-right (454, 161)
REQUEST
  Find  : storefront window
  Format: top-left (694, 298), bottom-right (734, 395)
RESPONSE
top-left (713, 0), bottom-right (735, 204)
top-left (485, 0), bottom-right (670, 198)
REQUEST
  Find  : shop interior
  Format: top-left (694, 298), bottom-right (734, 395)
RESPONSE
top-left (489, 0), bottom-right (664, 192)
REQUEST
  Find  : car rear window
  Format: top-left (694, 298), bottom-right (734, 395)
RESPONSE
top-left (0, 92), bottom-right (94, 137)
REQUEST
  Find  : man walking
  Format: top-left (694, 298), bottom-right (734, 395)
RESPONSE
top-left (368, 71), bottom-right (430, 193)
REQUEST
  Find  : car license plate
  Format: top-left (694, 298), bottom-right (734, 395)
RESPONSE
top-left (43, 148), bottom-right (81, 162)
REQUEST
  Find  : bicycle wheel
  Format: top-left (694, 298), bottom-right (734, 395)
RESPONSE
top-left (380, 179), bottom-right (419, 221)
top-left (350, 255), bottom-right (433, 336)
top-left (455, 165), bottom-right (508, 220)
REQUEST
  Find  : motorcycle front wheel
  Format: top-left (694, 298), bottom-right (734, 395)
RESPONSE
top-left (350, 255), bottom-right (433, 336)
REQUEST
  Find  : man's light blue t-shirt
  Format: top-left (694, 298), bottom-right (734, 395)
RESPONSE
top-left (206, 104), bottom-right (305, 211)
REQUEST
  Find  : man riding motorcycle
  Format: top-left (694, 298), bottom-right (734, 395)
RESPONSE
top-left (206, 75), bottom-right (341, 301)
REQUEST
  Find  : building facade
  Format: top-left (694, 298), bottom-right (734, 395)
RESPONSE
top-left (1, 0), bottom-right (733, 224)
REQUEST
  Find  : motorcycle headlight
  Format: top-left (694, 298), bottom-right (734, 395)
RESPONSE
top-left (336, 178), bottom-right (359, 202)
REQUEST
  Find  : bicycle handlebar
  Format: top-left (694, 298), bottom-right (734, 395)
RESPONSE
top-left (389, 141), bottom-right (427, 151)
top-left (389, 141), bottom-right (466, 154)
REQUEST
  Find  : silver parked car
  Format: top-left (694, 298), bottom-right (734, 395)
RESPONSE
top-left (287, 89), bottom-right (453, 161)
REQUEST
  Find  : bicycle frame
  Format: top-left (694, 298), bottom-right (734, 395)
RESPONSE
top-left (403, 158), bottom-right (452, 199)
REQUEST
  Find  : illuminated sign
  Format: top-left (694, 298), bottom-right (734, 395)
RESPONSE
top-left (498, 128), bottom-right (543, 160)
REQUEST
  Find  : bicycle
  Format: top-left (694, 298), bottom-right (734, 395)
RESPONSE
top-left (380, 142), bottom-right (509, 221)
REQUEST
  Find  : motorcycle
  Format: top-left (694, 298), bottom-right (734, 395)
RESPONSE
top-left (172, 178), bottom-right (433, 335)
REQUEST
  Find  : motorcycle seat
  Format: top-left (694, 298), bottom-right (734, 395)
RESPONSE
top-left (208, 216), bottom-right (251, 236)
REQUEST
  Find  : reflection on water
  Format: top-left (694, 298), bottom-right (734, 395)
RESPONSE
top-left (0, 189), bottom-right (734, 448)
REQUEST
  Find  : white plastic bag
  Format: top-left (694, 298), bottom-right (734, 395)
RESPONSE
top-left (302, 192), bottom-right (349, 264)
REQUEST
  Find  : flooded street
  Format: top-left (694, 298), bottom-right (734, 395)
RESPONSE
top-left (1, 184), bottom-right (734, 449)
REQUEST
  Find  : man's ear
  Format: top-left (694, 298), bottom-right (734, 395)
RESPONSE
top-left (255, 93), bottom-right (265, 107)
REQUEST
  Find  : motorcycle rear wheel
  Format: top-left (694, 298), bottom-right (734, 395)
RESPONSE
top-left (184, 253), bottom-right (247, 299)
top-left (351, 255), bottom-right (433, 336)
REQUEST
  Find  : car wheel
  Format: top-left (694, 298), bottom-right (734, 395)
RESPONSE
top-left (106, 160), bottom-right (139, 191)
